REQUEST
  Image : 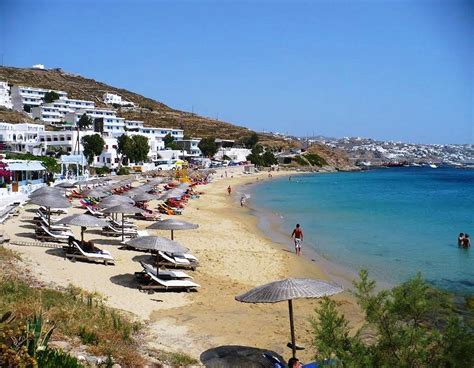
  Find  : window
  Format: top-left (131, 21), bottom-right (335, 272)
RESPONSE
top-left (105, 145), bottom-right (108, 149)
top-left (67, 136), bottom-right (71, 141)
top-left (106, 158), bottom-right (111, 163)
top-left (115, 158), bottom-right (119, 163)
top-left (112, 145), bottom-right (117, 149)
top-left (97, 157), bottom-right (100, 162)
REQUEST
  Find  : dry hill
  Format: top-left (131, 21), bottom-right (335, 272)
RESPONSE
top-left (0, 66), bottom-right (290, 148)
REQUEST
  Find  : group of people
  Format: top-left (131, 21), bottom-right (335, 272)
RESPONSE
top-left (458, 233), bottom-right (471, 248)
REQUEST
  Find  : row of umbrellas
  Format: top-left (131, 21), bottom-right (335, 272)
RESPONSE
top-left (28, 180), bottom-right (343, 359)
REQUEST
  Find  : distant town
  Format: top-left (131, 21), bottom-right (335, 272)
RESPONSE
top-left (269, 133), bottom-right (474, 168)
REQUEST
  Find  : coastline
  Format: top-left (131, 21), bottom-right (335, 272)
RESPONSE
top-left (1, 169), bottom-right (363, 363)
top-left (243, 175), bottom-right (394, 292)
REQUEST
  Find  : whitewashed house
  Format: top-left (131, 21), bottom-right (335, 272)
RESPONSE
top-left (0, 82), bottom-right (13, 109)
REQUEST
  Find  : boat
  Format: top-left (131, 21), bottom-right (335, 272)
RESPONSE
top-left (429, 164), bottom-right (438, 169)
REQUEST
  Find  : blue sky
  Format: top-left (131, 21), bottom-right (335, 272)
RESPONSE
top-left (1, 0), bottom-right (472, 144)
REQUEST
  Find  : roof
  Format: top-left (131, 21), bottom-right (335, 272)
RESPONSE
top-left (4, 160), bottom-right (46, 171)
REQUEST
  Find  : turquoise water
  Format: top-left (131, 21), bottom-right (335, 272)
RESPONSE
top-left (250, 168), bottom-right (474, 294)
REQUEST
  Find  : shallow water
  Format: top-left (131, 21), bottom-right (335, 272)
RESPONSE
top-left (250, 167), bottom-right (474, 294)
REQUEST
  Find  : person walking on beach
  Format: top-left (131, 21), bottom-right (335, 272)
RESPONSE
top-left (227, 185), bottom-right (231, 195)
top-left (240, 195), bottom-right (245, 207)
top-left (291, 224), bottom-right (303, 256)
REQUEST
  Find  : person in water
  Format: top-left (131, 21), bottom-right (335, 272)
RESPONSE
top-left (291, 224), bottom-right (304, 256)
top-left (461, 234), bottom-right (471, 248)
top-left (458, 233), bottom-right (465, 247)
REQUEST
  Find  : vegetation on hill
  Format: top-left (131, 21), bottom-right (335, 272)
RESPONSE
top-left (0, 66), bottom-right (290, 148)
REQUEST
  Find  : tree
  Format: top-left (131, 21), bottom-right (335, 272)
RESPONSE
top-left (117, 134), bottom-right (132, 167)
top-left (198, 137), bottom-right (218, 157)
top-left (245, 132), bottom-right (259, 148)
top-left (81, 134), bottom-right (105, 165)
top-left (246, 145), bottom-right (264, 166)
top-left (261, 150), bottom-right (277, 166)
top-left (129, 135), bottom-right (149, 163)
top-left (44, 91), bottom-right (60, 103)
top-left (77, 114), bottom-right (92, 130)
top-left (311, 270), bottom-right (474, 367)
top-left (163, 133), bottom-right (178, 150)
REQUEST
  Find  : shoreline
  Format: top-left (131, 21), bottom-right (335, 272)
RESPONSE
top-left (242, 175), bottom-right (394, 292)
top-left (1, 168), bottom-right (363, 363)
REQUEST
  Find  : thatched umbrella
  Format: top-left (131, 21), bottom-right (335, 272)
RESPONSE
top-left (82, 188), bottom-right (108, 198)
top-left (147, 219), bottom-right (198, 240)
top-left (235, 279), bottom-right (343, 358)
top-left (56, 214), bottom-right (108, 243)
top-left (30, 186), bottom-right (62, 197)
top-left (30, 194), bottom-right (71, 229)
top-left (130, 192), bottom-right (155, 203)
top-left (126, 235), bottom-right (188, 272)
top-left (99, 195), bottom-right (135, 207)
top-left (159, 188), bottom-right (186, 201)
top-left (102, 204), bottom-right (143, 241)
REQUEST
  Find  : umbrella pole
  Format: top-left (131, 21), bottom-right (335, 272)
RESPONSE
top-left (122, 213), bottom-right (124, 242)
top-left (171, 229), bottom-right (174, 240)
top-left (81, 227), bottom-right (84, 244)
top-left (48, 206), bottom-right (51, 230)
top-left (288, 299), bottom-right (296, 358)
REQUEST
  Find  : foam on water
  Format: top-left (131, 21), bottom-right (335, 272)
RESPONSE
top-left (250, 167), bottom-right (474, 294)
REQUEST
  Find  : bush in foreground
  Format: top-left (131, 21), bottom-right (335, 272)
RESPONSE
top-left (311, 270), bottom-right (474, 367)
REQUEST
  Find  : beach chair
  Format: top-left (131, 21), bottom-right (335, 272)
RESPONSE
top-left (40, 206), bottom-right (68, 215)
top-left (139, 260), bottom-right (193, 279)
top-left (35, 225), bottom-right (74, 243)
top-left (86, 206), bottom-right (105, 217)
top-left (34, 214), bottom-right (70, 231)
top-left (137, 269), bottom-right (200, 292)
top-left (101, 224), bottom-right (138, 238)
top-left (173, 252), bottom-right (199, 265)
top-left (63, 239), bottom-right (115, 265)
top-left (107, 217), bottom-right (136, 229)
top-left (157, 251), bottom-right (197, 270)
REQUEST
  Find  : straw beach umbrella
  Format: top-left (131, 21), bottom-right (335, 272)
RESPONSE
top-left (30, 186), bottom-right (62, 197)
top-left (147, 219), bottom-right (198, 240)
top-left (83, 188), bottom-right (108, 198)
top-left (235, 278), bottom-right (343, 358)
top-left (130, 192), bottom-right (155, 203)
top-left (103, 204), bottom-right (143, 241)
top-left (30, 194), bottom-right (71, 229)
top-left (56, 214), bottom-right (108, 243)
top-left (99, 195), bottom-right (135, 207)
top-left (126, 235), bottom-right (188, 272)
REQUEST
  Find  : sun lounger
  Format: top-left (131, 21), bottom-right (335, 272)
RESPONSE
top-left (86, 206), bottom-right (105, 217)
top-left (35, 225), bottom-right (74, 243)
top-left (173, 252), bottom-right (199, 265)
top-left (107, 217), bottom-right (136, 229)
top-left (40, 206), bottom-right (68, 215)
top-left (157, 251), bottom-right (197, 270)
top-left (101, 224), bottom-right (138, 237)
top-left (139, 261), bottom-right (193, 279)
top-left (63, 239), bottom-right (115, 265)
top-left (34, 214), bottom-right (70, 231)
top-left (138, 269), bottom-right (200, 292)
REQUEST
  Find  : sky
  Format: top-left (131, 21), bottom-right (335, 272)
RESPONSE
top-left (0, 0), bottom-right (472, 144)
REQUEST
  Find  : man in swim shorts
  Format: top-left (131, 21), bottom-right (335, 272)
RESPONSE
top-left (291, 223), bottom-right (303, 256)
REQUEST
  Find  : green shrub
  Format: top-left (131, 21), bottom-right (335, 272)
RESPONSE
top-left (304, 153), bottom-right (328, 166)
top-left (117, 167), bottom-right (130, 176)
top-left (292, 155), bottom-right (308, 166)
top-left (79, 326), bottom-right (99, 345)
top-left (95, 167), bottom-right (111, 176)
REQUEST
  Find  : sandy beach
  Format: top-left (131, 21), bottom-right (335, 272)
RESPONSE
top-left (1, 169), bottom-right (362, 364)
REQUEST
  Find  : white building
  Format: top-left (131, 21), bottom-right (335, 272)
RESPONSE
top-left (0, 82), bottom-right (13, 109)
top-left (37, 130), bottom-right (96, 155)
top-left (11, 86), bottom-right (67, 111)
top-left (0, 123), bottom-right (45, 154)
top-left (215, 147), bottom-right (251, 162)
top-left (63, 97), bottom-right (95, 110)
top-left (175, 138), bottom-right (202, 158)
top-left (64, 109), bottom-right (126, 136)
top-left (103, 92), bottom-right (136, 107)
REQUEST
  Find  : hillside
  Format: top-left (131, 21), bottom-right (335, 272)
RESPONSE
top-left (0, 66), bottom-right (289, 148)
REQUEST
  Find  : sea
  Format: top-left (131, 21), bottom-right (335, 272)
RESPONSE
top-left (248, 167), bottom-right (474, 294)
